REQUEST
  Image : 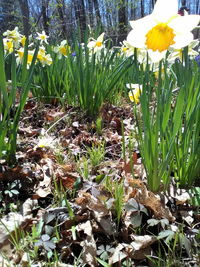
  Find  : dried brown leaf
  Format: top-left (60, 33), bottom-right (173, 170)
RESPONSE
top-left (76, 221), bottom-right (97, 267)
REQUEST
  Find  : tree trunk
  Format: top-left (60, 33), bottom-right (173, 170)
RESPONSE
top-left (18, 0), bottom-right (30, 36)
top-left (130, 0), bottom-right (137, 20)
top-left (56, 0), bottom-right (67, 38)
top-left (74, 0), bottom-right (87, 40)
top-left (41, 0), bottom-right (50, 35)
top-left (93, 0), bottom-right (102, 29)
top-left (87, 0), bottom-right (94, 28)
top-left (141, 0), bottom-right (144, 18)
top-left (118, 0), bottom-right (127, 43)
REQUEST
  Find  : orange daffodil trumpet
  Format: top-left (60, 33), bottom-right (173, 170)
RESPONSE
top-left (127, 0), bottom-right (200, 61)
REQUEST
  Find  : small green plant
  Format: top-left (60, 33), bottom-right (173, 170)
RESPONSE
top-left (55, 146), bottom-right (66, 165)
top-left (4, 180), bottom-right (21, 198)
top-left (87, 143), bottom-right (105, 168)
top-left (114, 182), bottom-right (124, 228)
top-left (77, 156), bottom-right (90, 180)
top-left (96, 116), bottom-right (103, 135)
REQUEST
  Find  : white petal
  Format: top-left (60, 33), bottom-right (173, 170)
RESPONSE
top-left (87, 41), bottom-right (96, 48)
top-left (172, 32), bottom-right (193, 49)
top-left (97, 32), bottom-right (105, 42)
top-left (148, 50), bottom-right (167, 63)
top-left (129, 15), bottom-right (154, 30)
top-left (127, 29), bottom-right (146, 49)
top-left (61, 40), bottom-right (67, 46)
top-left (126, 84), bottom-right (141, 89)
top-left (169, 15), bottom-right (200, 34)
top-left (152, 0), bottom-right (178, 22)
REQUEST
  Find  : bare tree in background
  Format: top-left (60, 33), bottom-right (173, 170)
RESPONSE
top-left (87, 0), bottom-right (94, 28)
top-left (56, 0), bottom-right (68, 38)
top-left (18, 0), bottom-right (30, 36)
top-left (93, 0), bottom-right (102, 28)
top-left (0, 0), bottom-right (17, 33)
top-left (118, 0), bottom-right (128, 42)
top-left (140, 0), bottom-right (144, 17)
top-left (74, 0), bottom-right (87, 40)
top-left (41, 0), bottom-right (50, 35)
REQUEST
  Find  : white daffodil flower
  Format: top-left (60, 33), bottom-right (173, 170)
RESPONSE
top-left (37, 135), bottom-right (55, 149)
top-left (168, 39), bottom-right (199, 62)
top-left (53, 40), bottom-right (71, 59)
top-left (3, 27), bottom-right (22, 46)
top-left (87, 32), bottom-right (105, 53)
top-left (120, 40), bottom-right (135, 57)
top-left (36, 31), bottom-right (49, 44)
top-left (127, 0), bottom-right (200, 61)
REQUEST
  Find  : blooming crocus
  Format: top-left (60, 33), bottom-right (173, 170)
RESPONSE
top-left (87, 32), bottom-right (105, 53)
top-left (127, 0), bottom-right (200, 61)
top-left (36, 31), bottom-right (49, 44)
top-left (126, 84), bottom-right (142, 104)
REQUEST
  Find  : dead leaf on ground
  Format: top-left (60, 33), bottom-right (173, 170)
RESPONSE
top-left (45, 111), bottom-right (65, 121)
top-left (76, 220), bottom-right (97, 267)
top-left (124, 177), bottom-right (175, 221)
top-left (34, 159), bottom-right (53, 198)
top-left (76, 191), bottom-right (115, 235)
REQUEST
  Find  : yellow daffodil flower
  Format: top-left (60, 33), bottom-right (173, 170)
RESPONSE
top-left (20, 35), bottom-right (26, 47)
top-left (127, 0), bottom-right (200, 61)
top-left (36, 31), bottom-right (49, 44)
top-left (87, 33), bottom-right (105, 53)
top-left (16, 48), bottom-right (34, 69)
top-left (126, 84), bottom-right (142, 104)
top-left (3, 27), bottom-right (22, 45)
top-left (3, 38), bottom-right (14, 54)
top-left (53, 40), bottom-right (71, 59)
top-left (38, 53), bottom-right (53, 67)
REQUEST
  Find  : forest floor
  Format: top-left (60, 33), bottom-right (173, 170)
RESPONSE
top-left (0, 99), bottom-right (200, 267)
